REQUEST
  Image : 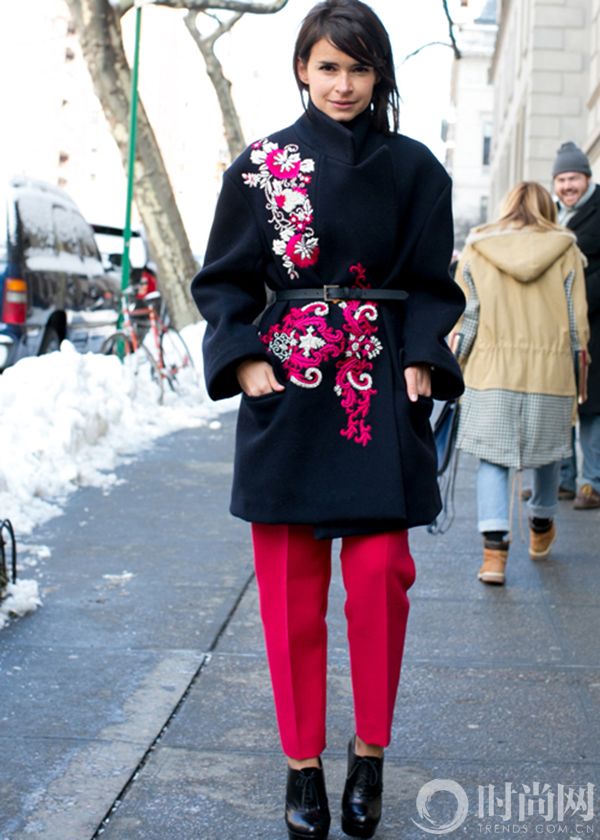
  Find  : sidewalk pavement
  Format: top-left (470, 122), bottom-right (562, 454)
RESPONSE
top-left (1, 412), bottom-right (599, 840)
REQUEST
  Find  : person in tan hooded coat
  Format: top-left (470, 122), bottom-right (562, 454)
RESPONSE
top-left (453, 181), bottom-right (589, 585)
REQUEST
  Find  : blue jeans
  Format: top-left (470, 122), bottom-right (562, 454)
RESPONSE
top-left (580, 414), bottom-right (600, 492)
top-left (560, 415), bottom-right (600, 493)
top-left (477, 459), bottom-right (560, 534)
top-left (559, 428), bottom-right (577, 493)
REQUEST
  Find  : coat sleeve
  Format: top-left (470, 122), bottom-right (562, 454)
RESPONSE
top-left (401, 176), bottom-right (466, 400)
top-left (569, 246), bottom-right (591, 353)
top-left (583, 262), bottom-right (600, 318)
top-left (191, 171), bottom-right (270, 400)
top-left (451, 250), bottom-right (480, 366)
top-left (572, 209), bottom-right (600, 316)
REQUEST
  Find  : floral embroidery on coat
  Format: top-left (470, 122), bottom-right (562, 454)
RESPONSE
top-left (260, 264), bottom-right (382, 446)
top-left (242, 139), bottom-right (319, 279)
top-left (335, 299), bottom-right (382, 446)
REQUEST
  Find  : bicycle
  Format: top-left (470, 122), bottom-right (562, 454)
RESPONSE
top-left (0, 518), bottom-right (17, 600)
top-left (101, 286), bottom-right (197, 403)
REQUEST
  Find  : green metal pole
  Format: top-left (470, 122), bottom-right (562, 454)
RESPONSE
top-left (120, 3), bottom-right (143, 314)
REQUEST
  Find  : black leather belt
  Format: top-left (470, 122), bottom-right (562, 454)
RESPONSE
top-left (275, 286), bottom-right (409, 302)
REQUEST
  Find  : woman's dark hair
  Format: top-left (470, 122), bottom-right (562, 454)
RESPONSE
top-left (293, 0), bottom-right (400, 135)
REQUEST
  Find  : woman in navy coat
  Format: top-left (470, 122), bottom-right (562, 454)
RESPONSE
top-left (192, 2), bottom-right (464, 837)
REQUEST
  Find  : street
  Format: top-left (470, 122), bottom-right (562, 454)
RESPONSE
top-left (1, 412), bottom-right (599, 839)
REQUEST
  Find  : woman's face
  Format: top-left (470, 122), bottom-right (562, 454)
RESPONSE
top-left (297, 38), bottom-right (378, 123)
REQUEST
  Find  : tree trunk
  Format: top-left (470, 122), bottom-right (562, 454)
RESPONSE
top-left (65, 0), bottom-right (199, 329)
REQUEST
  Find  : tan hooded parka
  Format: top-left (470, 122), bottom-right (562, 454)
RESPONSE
top-left (453, 226), bottom-right (589, 468)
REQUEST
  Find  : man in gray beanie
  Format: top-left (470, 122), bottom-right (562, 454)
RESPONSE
top-left (553, 141), bottom-right (592, 180)
top-left (553, 141), bottom-right (600, 509)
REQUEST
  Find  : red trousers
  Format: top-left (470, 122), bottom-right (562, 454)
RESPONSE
top-left (251, 524), bottom-right (416, 760)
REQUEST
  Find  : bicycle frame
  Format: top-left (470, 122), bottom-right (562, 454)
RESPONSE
top-left (118, 288), bottom-right (166, 374)
top-left (106, 286), bottom-right (195, 396)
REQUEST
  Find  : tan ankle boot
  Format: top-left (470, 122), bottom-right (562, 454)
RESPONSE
top-left (478, 539), bottom-right (509, 585)
top-left (529, 521), bottom-right (556, 559)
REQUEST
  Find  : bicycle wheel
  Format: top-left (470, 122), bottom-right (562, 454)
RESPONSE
top-left (102, 331), bottom-right (164, 404)
top-left (159, 327), bottom-right (198, 392)
top-left (0, 519), bottom-right (17, 597)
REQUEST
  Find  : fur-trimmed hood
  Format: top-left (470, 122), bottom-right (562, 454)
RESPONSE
top-left (465, 226), bottom-right (579, 283)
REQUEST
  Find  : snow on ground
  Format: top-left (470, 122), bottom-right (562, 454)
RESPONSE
top-left (0, 321), bottom-right (238, 628)
top-left (0, 580), bottom-right (42, 629)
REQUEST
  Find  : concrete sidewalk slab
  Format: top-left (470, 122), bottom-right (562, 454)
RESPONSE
top-left (0, 415), bottom-right (250, 840)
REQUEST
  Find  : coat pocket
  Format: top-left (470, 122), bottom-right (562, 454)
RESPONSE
top-left (403, 393), bottom-right (436, 466)
top-left (241, 390), bottom-right (285, 404)
top-left (238, 389), bottom-right (286, 437)
top-left (410, 395), bottom-right (434, 421)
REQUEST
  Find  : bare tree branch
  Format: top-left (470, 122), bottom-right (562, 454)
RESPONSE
top-left (163, 0), bottom-right (289, 10)
top-left (184, 10), bottom-right (246, 158)
top-left (401, 40), bottom-right (456, 64)
top-left (441, 0), bottom-right (462, 59)
top-left (118, 0), bottom-right (289, 15)
top-left (188, 9), bottom-right (242, 49)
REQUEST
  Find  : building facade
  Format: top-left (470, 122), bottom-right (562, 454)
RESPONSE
top-left (585, 0), bottom-right (600, 178)
top-left (488, 0), bottom-right (590, 214)
top-left (446, 0), bottom-right (497, 247)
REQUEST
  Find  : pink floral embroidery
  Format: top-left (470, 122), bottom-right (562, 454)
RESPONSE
top-left (242, 139), bottom-right (319, 279)
top-left (260, 266), bottom-right (383, 446)
top-left (262, 301), bottom-right (345, 389)
top-left (286, 233), bottom-right (320, 270)
top-left (265, 148), bottom-right (302, 180)
top-left (334, 300), bottom-right (382, 446)
top-left (350, 262), bottom-right (369, 288)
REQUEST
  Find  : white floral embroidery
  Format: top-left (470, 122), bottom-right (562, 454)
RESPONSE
top-left (346, 332), bottom-right (383, 361)
top-left (291, 368), bottom-right (323, 389)
top-left (298, 326), bottom-right (326, 358)
top-left (242, 139), bottom-right (319, 280)
top-left (268, 330), bottom-right (298, 363)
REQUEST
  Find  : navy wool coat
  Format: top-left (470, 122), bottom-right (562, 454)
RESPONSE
top-left (564, 184), bottom-right (600, 415)
top-left (192, 103), bottom-right (465, 539)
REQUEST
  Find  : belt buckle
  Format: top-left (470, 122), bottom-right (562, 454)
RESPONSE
top-left (324, 284), bottom-right (342, 303)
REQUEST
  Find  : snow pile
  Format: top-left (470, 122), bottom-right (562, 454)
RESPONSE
top-left (0, 320), bottom-right (239, 629)
top-left (0, 322), bottom-right (236, 537)
top-left (0, 579), bottom-right (42, 629)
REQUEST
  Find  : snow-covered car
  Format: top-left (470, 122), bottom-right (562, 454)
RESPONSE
top-left (0, 178), bottom-right (120, 372)
top-left (91, 223), bottom-right (159, 302)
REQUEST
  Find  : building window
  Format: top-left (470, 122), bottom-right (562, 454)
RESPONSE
top-left (483, 121), bottom-right (492, 167)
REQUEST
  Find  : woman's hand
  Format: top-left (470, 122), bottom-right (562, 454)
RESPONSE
top-left (237, 359), bottom-right (285, 397)
top-left (404, 364), bottom-right (432, 402)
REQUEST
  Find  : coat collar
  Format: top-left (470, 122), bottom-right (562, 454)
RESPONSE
top-left (294, 100), bottom-right (374, 164)
top-left (567, 183), bottom-right (600, 230)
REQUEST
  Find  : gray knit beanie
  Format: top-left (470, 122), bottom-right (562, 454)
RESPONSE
top-left (552, 141), bottom-right (592, 177)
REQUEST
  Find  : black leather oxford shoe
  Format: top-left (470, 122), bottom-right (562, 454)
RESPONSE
top-left (341, 738), bottom-right (383, 838)
top-left (285, 761), bottom-right (331, 840)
